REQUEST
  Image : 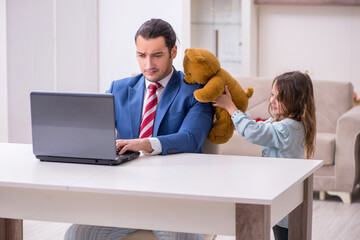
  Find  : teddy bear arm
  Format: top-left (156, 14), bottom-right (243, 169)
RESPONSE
top-left (228, 83), bottom-right (253, 113)
top-left (194, 75), bottom-right (226, 102)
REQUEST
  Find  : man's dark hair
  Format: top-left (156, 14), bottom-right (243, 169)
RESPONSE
top-left (135, 18), bottom-right (177, 56)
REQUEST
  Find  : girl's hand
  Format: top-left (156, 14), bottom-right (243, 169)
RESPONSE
top-left (212, 85), bottom-right (238, 116)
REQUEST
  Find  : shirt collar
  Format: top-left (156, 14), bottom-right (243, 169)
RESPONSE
top-left (144, 67), bottom-right (174, 90)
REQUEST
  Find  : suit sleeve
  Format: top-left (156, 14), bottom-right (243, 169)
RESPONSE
top-left (157, 99), bottom-right (214, 155)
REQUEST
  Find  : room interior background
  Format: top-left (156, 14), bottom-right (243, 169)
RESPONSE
top-left (1, 0), bottom-right (359, 144)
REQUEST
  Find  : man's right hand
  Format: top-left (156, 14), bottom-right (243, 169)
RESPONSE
top-left (116, 139), bottom-right (153, 155)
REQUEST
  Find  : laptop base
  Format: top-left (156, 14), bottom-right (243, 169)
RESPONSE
top-left (36, 152), bottom-right (140, 166)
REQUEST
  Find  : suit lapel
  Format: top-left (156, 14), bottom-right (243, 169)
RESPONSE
top-left (153, 71), bottom-right (181, 136)
top-left (129, 76), bottom-right (145, 138)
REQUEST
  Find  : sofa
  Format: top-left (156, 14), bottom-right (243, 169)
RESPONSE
top-left (206, 77), bottom-right (360, 203)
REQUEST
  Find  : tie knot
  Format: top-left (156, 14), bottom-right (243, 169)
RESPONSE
top-left (149, 82), bottom-right (162, 92)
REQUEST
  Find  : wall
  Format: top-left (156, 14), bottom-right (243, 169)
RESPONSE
top-left (6, 0), bottom-right (98, 143)
top-left (0, 0), bottom-right (7, 142)
top-left (98, 0), bottom-right (190, 92)
top-left (258, 4), bottom-right (360, 95)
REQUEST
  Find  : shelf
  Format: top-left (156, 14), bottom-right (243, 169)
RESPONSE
top-left (219, 60), bottom-right (242, 64)
top-left (190, 0), bottom-right (243, 77)
top-left (254, 0), bottom-right (360, 6)
top-left (191, 22), bottom-right (241, 26)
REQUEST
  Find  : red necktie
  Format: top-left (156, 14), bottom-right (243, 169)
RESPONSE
top-left (139, 82), bottom-right (162, 138)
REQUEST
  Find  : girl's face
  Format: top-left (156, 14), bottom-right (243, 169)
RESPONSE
top-left (270, 83), bottom-right (286, 117)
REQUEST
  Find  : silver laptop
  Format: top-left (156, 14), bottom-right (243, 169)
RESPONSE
top-left (30, 91), bottom-right (139, 165)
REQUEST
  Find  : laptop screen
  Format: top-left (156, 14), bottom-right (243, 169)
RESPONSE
top-left (30, 92), bottom-right (117, 160)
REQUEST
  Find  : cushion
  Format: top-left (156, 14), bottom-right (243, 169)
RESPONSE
top-left (313, 80), bottom-right (353, 133)
top-left (313, 133), bottom-right (335, 166)
top-left (234, 77), bottom-right (272, 120)
top-left (218, 131), bottom-right (263, 157)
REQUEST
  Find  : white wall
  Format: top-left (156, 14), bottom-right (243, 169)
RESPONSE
top-left (258, 5), bottom-right (360, 95)
top-left (98, 0), bottom-right (190, 92)
top-left (241, 0), bottom-right (258, 77)
top-left (7, 0), bottom-right (55, 143)
top-left (6, 0), bottom-right (98, 143)
top-left (55, 0), bottom-right (98, 92)
top-left (0, 0), bottom-right (8, 142)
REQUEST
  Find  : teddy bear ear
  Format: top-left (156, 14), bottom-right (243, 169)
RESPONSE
top-left (185, 48), bottom-right (205, 63)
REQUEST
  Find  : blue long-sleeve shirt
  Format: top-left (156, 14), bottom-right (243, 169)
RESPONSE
top-left (231, 110), bottom-right (305, 159)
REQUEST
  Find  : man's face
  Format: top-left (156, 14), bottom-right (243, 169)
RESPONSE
top-left (136, 35), bottom-right (177, 82)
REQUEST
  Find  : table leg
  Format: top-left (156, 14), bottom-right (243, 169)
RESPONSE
top-left (0, 218), bottom-right (23, 240)
top-left (289, 175), bottom-right (313, 240)
top-left (236, 203), bottom-right (271, 240)
top-left (0, 218), bottom-right (5, 240)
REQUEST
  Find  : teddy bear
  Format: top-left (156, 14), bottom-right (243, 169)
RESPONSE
top-left (183, 48), bottom-right (254, 144)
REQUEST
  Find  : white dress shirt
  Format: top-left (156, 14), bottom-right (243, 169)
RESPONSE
top-left (142, 68), bottom-right (173, 155)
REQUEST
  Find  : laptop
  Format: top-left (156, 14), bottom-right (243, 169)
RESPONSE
top-left (30, 91), bottom-right (140, 165)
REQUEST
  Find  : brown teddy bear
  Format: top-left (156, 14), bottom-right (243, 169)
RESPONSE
top-left (183, 48), bottom-right (254, 144)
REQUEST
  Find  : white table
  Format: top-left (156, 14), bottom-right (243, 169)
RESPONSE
top-left (0, 143), bottom-right (323, 240)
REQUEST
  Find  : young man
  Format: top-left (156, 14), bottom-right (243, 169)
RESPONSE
top-left (64, 19), bottom-right (214, 240)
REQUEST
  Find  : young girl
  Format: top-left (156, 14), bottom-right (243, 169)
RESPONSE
top-left (213, 71), bottom-right (316, 240)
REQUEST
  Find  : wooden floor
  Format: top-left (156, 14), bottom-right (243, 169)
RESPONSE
top-left (312, 187), bottom-right (360, 239)
top-left (23, 187), bottom-right (360, 240)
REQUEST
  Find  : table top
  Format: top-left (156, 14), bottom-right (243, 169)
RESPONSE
top-left (0, 143), bottom-right (323, 205)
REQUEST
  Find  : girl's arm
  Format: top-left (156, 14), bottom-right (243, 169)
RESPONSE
top-left (214, 85), bottom-right (294, 149)
top-left (232, 112), bottom-right (295, 150)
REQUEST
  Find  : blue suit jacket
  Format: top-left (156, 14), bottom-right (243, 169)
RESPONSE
top-left (106, 68), bottom-right (214, 155)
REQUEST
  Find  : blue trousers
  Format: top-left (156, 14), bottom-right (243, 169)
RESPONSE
top-left (64, 224), bottom-right (205, 240)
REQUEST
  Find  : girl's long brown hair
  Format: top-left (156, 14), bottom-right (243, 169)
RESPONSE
top-left (269, 71), bottom-right (316, 159)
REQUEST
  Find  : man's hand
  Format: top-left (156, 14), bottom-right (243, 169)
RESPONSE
top-left (116, 138), bottom-right (153, 155)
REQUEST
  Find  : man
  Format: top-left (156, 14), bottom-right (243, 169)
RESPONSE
top-left (111, 18), bottom-right (213, 156)
top-left (64, 19), bottom-right (213, 240)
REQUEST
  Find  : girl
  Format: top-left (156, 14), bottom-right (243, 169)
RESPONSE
top-left (213, 71), bottom-right (316, 240)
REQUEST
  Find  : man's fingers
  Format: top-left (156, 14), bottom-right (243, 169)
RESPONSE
top-left (116, 139), bottom-right (128, 148)
top-left (119, 146), bottom-right (128, 155)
